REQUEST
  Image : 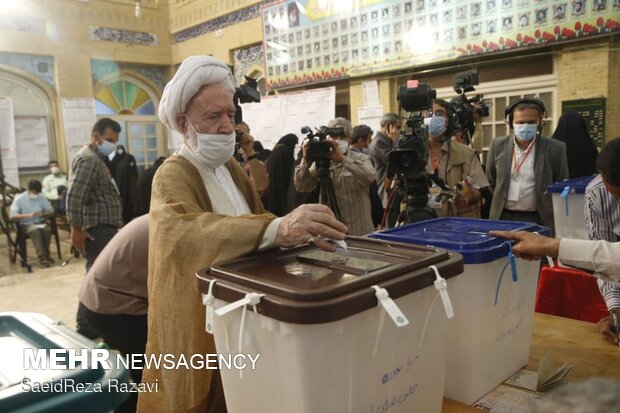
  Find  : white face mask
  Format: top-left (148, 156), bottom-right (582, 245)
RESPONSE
top-left (186, 118), bottom-right (235, 169)
top-left (97, 140), bottom-right (116, 156)
top-left (335, 139), bottom-right (349, 154)
top-left (50, 166), bottom-right (60, 175)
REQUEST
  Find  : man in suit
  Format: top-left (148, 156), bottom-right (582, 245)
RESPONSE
top-left (486, 98), bottom-right (568, 234)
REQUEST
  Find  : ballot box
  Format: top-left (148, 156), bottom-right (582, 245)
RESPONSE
top-left (371, 218), bottom-right (549, 405)
top-left (548, 175), bottom-right (595, 239)
top-left (0, 312), bottom-right (130, 413)
top-left (197, 236), bottom-right (464, 413)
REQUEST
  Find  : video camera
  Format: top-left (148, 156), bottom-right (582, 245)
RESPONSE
top-left (385, 80), bottom-right (440, 225)
top-left (300, 125), bottom-right (345, 167)
top-left (450, 70), bottom-right (489, 143)
top-left (233, 75), bottom-right (261, 125)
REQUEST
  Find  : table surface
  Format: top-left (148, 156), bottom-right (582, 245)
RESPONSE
top-left (442, 312), bottom-right (620, 413)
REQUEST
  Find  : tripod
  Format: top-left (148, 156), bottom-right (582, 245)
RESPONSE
top-left (393, 174), bottom-right (436, 226)
top-left (315, 158), bottom-right (341, 221)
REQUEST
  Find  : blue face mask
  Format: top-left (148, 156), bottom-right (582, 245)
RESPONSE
top-left (427, 115), bottom-right (447, 137)
top-left (514, 123), bottom-right (538, 142)
top-left (97, 140), bottom-right (117, 156)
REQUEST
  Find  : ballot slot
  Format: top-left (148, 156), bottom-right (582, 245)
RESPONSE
top-left (296, 250), bottom-right (393, 276)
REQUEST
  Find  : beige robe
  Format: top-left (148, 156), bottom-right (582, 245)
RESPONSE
top-left (137, 155), bottom-right (275, 413)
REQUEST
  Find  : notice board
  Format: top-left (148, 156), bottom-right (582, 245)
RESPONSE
top-left (561, 97), bottom-right (606, 150)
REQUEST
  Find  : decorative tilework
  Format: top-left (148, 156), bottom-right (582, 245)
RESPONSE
top-left (233, 44), bottom-right (264, 85)
top-left (91, 59), bottom-right (167, 91)
top-left (88, 26), bottom-right (159, 46)
top-left (0, 52), bottom-right (55, 88)
top-left (174, 1), bottom-right (269, 43)
top-left (0, 16), bottom-right (46, 34)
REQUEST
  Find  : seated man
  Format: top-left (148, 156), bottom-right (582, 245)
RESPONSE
top-left (42, 160), bottom-right (68, 202)
top-left (9, 180), bottom-right (54, 267)
top-left (295, 117), bottom-right (377, 235)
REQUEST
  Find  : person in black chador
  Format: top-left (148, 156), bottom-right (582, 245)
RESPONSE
top-left (551, 111), bottom-right (598, 179)
top-left (136, 156), bottom-right (166, 216)
top-left (109, 145), bottom-right (139, 224)
top-left (266, 134), bottom-right (298, 216)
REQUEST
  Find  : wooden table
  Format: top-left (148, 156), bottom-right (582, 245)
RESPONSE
top-left (441, 312), bottom-right (620, 412)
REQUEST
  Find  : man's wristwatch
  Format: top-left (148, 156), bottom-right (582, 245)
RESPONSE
top-left (247, 153), bottom-right (258, 161)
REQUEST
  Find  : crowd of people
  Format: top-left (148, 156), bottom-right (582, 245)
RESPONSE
top-left (7, 55), bottom-right (619, 412)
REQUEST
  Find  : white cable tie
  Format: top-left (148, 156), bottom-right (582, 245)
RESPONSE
top-left (215, 292), bottom-right (264, 317)
top-left (371, 285), bottom-right (409, 327)
top-left (202, 279), bottom-right (217, 334)
top-left (430, 265), bottom-right (454, 319)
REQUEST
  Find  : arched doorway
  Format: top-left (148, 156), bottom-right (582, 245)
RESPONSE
top-left (94, 76), bottom-right (164, 174)
top-left (0, 69), bottom-right (56, 187)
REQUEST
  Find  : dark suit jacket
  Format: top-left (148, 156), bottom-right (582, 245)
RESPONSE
top-left (486, 135), bottom-right (568, 233)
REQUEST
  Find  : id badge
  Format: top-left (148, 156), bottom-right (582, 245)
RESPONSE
top-left (507, 182), bottom-right (520, 202)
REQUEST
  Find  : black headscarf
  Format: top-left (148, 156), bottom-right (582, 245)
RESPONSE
top-left (266, 134), bottom-right (299, 216)
top-left (552, 111), bottom-right (598, 179)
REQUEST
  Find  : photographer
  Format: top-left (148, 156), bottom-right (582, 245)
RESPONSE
top-left (294, 118), bottom-right (376, 235)
top-left (426, 99), bottom-right (489, 218)
top-left (235, 121), bottom-right (269, 194)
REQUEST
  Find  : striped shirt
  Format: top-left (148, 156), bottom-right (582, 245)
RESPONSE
top-left (584, 174), bottom-right (620, 310)
top-left (66, 145), bottom-right (123, 230)
top-left (294, 149), bottom-right (376, 236)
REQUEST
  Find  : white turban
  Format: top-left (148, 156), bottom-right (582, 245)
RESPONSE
top-left (158, 55), bottom-right (236, 133)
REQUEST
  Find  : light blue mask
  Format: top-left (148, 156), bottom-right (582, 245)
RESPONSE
top-left (514, 123), bottom-right (538, 141)
top-left (428, 115), bottom-right (447, 137)
top-left (97, 140), bottom-right (117, 156)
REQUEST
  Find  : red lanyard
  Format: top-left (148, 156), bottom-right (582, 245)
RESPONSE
top-left (512, 142), bottom-right (535, 178)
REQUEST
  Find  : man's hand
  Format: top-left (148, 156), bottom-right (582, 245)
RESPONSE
top-left (596, 312), bottom-right (620, 345)
top-left (489, 230), bottom-right (560, 260)
top-left (71, 226), bottom-right (94, 255)
top-left (328, 140), bottom-right (345, 164)
top-left (387, 124), bottom-right (400, 141)
top-left (274, 204), bottom-right (348, 251)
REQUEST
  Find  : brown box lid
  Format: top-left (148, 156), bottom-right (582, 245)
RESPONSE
top-left (196, 236), bottom-right (463, 324)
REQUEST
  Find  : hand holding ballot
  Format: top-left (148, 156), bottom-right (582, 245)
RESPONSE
top-left (274, 204), bottom-right (348, 252)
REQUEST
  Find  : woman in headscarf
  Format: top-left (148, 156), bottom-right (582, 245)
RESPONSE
top-left (552, 111), bottom-right (598, 178)
top-left (266, 133), bottom-right (298, 216)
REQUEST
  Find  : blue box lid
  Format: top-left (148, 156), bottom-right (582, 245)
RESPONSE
top-left (547, 175), bottom-right (596, 194)
top-left (369, 218), bottom-right (550, 264)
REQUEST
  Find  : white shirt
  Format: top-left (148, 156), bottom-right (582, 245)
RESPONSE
top-left (178, 144), bottom-right (279, 249)
top-left (505, 137), bottom-right (537, 212)
top-left (42, 173), bottom-right (67, 200)
top-left (559, 238), bottom-right (620, 284)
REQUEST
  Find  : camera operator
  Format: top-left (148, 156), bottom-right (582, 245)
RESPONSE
top-left (369, 113), bottom-right (402, 208)
top-left (294, 117), bottom-right (376, 235)
top-left (235, 121), bottom-right (269, 194)
top-left (426, 99), bottom-right (489, 218)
